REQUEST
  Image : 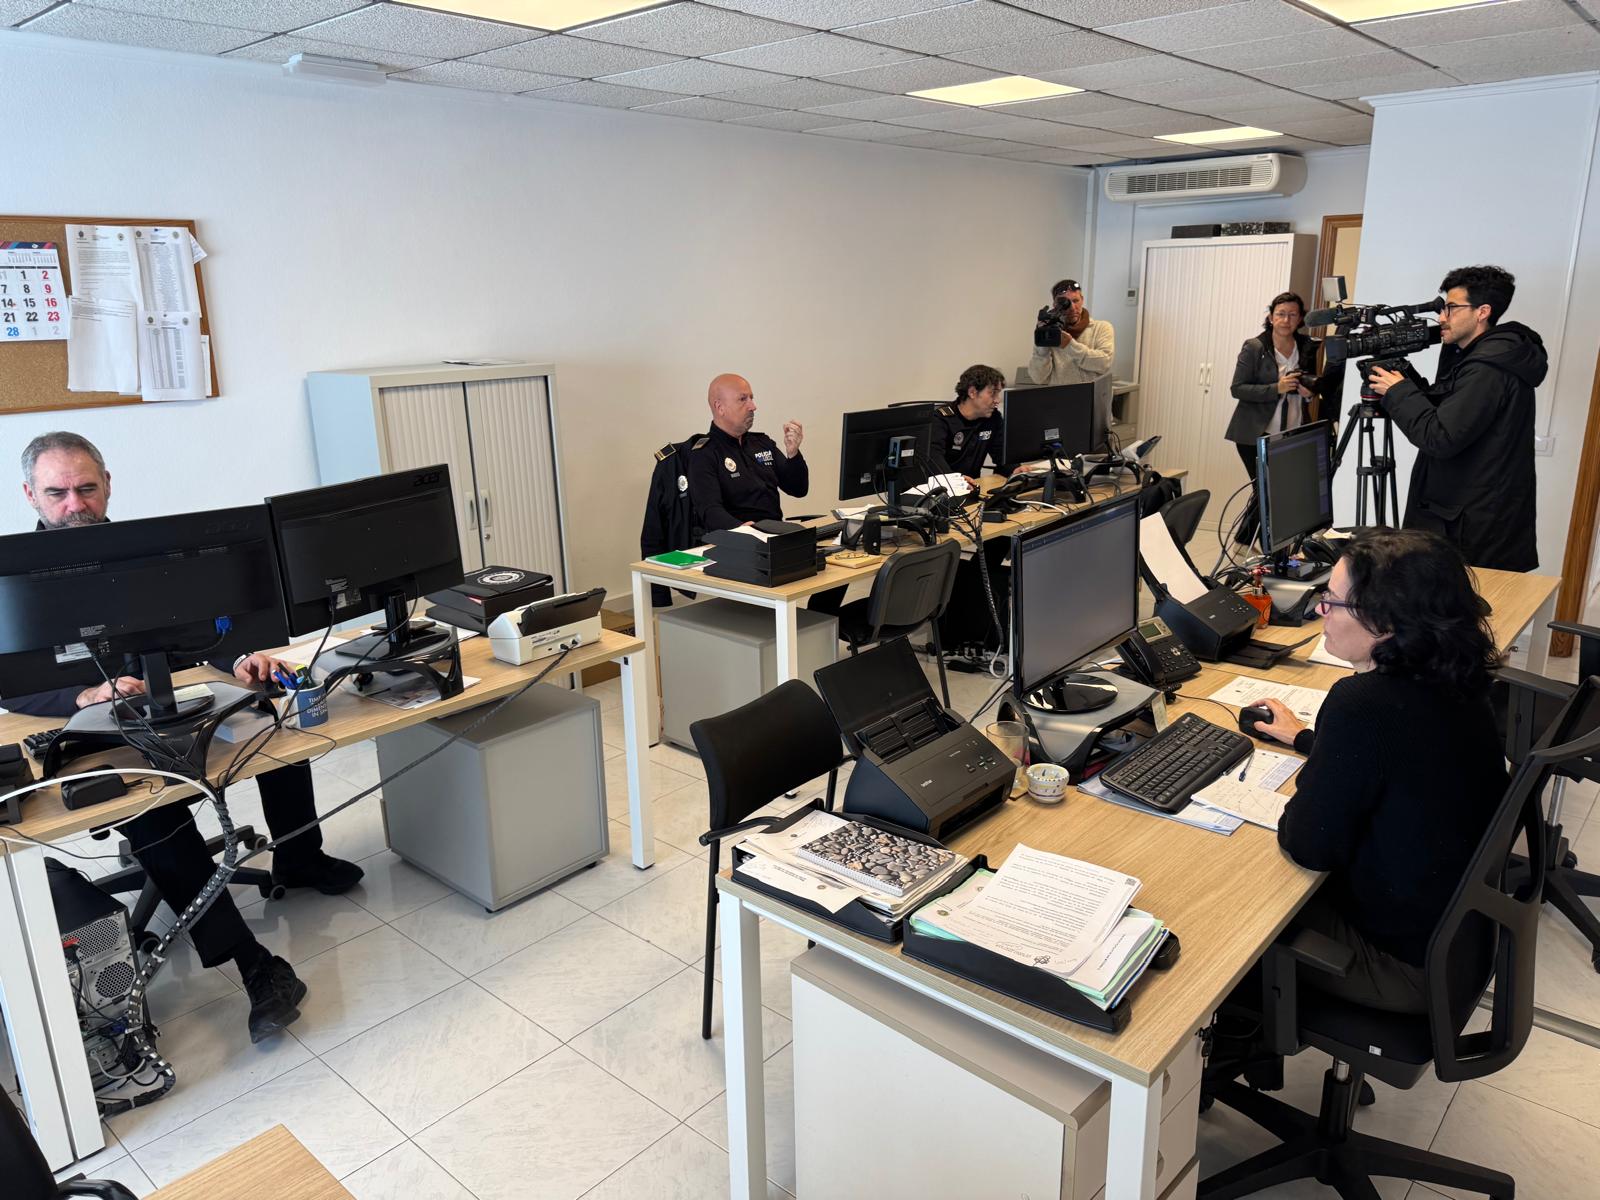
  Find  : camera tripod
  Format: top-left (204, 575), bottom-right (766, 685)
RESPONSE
top-left (1333, 397), bottom-right (1400, 527)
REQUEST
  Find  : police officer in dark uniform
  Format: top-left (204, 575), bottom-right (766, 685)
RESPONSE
top-left (686, 373), bottom-right (808, 531)
top-left (930, 364), bottom-right (1010, 483)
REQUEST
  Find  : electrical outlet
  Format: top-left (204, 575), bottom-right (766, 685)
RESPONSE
top-left (1535, 434), bottom-right (1556, 456)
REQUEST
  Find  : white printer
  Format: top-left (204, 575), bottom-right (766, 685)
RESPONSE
top-left (487, 587), bottom-right (606, 666)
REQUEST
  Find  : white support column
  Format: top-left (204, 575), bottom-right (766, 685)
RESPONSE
top-left (719, 894), bottom-right (767, 1200)
top-left (1104, 1073), bottom-right (1163, 1200)
top-left (774, 600), bottom-right (801, 686)
top-left (1525, 587), bottom-right (1558, 676)
top-left (619, 648), bottom-right (655, 869)
top-left (630, 569), bottom-right (660, 745)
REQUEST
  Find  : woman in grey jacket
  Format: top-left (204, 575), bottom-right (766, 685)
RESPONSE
top-left (1225, 291), bottom-right (1341, 545)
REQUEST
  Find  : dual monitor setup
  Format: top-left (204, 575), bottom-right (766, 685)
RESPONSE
top-left (0, 466), bottom-right (466, 755)
top-left (836, 377), bottom-right (1112, 510)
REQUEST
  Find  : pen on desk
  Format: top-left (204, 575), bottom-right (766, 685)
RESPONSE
top-left (1237, 755), bottom-right (1252, 782)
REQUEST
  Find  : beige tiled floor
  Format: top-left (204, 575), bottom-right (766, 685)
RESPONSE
top-left (24, 629), bottom-right (1600, 1199)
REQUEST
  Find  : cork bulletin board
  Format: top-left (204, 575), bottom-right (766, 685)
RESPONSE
top-left (0, 214), bottom-right (219, 416)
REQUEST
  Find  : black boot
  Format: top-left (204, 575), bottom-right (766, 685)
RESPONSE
top-left (273, 852), bottom-right (365, 895)
top-left (241, 953), bottom-right (307, 1044)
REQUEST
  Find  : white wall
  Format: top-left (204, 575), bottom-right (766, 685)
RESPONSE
top-left (1087, 147), bottom-right (1370, 381)
top-left (0, 32), bottom-right (1091, 599)
top-left (1342, 73), bottom-right (1600, 576)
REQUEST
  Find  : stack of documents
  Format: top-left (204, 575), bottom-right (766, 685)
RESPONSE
top-left (735, 810), bottom-right (967, 920)
top-left (909, 845), bottom-right (1168, 1010)
top-left (1191, 746), bottom-right (1299, 831)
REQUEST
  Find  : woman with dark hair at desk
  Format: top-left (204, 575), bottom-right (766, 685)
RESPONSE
top-left (1247, 527), bottom-right (1505, 1013)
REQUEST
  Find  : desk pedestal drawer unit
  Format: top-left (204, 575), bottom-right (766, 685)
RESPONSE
top-left (656, 599), bottom-right (838, 750)
top-left (791, 948), bottom-right (1201, 1200)
top-left (377, 685), bottom-right (607, 911)
top-left (306, 362), bottom-right (568, 586)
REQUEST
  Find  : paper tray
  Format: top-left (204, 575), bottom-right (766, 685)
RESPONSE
top-left (728, 802), bottom-right (972, 944)
top-left (899, 858), bottom-right (1137, 1034)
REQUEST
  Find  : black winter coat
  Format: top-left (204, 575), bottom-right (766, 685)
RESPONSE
top-left (1383, 321), bottom-right (1546, 572)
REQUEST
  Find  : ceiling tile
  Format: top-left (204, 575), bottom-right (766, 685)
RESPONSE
top-left (1106, 74), bottom-right (1288, 105)
top-left (1004, 0), bottom-right (1238, 26)
top-left (711, 76), bottom-right (874, 107)
top-left (1300, 67), bottom-right (1459, 99)
top-left (74, 0), bottom-right (368, 33)
top-left (1250, 49), bottom-right (1419, 87)
top-left (941, 137), bottom-right (1037, 154)
top-left (222, 33), bottom-right (439, 70)
top-left (466, 34), bottom-right (680, 76)
top-left (804, 92), bottom-right (952, 119)
top-left (633, 94), bottom-right (780, 120)
top-left (1413, 23), bottom-right (1600, 69)
top-left (878, 102), bottom-right (1004, 130)
top-left (597, 58), bottom-right (792, 94)
top-left (570, 1), bottom-right (811, 56)
top-left (724, 107), bottom-right (856, 129)
top-left (1362, 0), bottom-right (1583, 50)
top-left (19, 3), bottom-right (259, 52)
top-left (1189, 26), bottom-right (1375, 69)
top-left (880, 129), bottom-right (996, 149)
top-left (1038, 53), bottom-right (1211, 91)
top-left (989, 147), bottom-right (1116, 165)
top-left (959, 117), bottom-right (1103, 146)
top-left (700, 0), bottom-right (968, 24)
top-left (522, 78), bottom-right (681, 106)
top-left (1, 1), bottom-right (57, 23)
top-left (818, 55), bottom-right (1001, 93)
top-left (944, 30), bottom-right (1153, 74)
top-left (1200, 96), bottom-right (1354, 123)
top-left (1100, 0), bottom-right (1335, 52)
top-left (1443, 47), bottom-right (1600, 83)
top-left (1273, 114), bottom-right (1373, 143)
top-left (708, 30), bottom-right (916, 74)
top-left (841, 1), bottom-right (1074, 56)
top-left (298, 4), bottom-right (531, 55)
top-left (807, 120), bottom-right (927, 139)
top-left (988, 91), bottom-right (1155, 119)
top-left (393, 60), bottom-right (573, 92)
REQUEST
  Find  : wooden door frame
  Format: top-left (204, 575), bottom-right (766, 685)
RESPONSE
top-left (1315, 213), bottom-right (1363, 306)
top-left (1552, 344), bottom-right (1600, 657)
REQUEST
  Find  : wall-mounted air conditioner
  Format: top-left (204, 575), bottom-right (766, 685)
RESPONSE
top-left (1102, 153), bottom-right (1306, 205)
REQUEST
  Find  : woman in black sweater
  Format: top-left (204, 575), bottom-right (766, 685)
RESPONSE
top-left (1249, 528), bottom-right (1505, 1013)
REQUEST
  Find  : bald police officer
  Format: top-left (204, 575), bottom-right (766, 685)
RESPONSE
top-left (686, 373), bottom-right (808, 531)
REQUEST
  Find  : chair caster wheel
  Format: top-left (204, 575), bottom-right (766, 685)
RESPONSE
top-left (1564, 851), bottom-right (1578, 870)
top-left (251, 835), bottom-right (270, 851)
top-left (1358, 1081), bottom-right (1376, 1107)
top-left (136, 932), bottom-right (162, 956)
top-left (265, 884), bottom-right (287, 901)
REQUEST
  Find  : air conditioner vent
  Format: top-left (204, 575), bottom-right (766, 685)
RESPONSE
top-left (1103, 153), bottom-right (1306, 205)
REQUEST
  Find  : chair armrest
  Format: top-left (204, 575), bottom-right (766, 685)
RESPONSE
top-left (58, 1181), bottom-right (139, 1200)
top-left (699, 815), bottom-right (783, 848)
top-left (1549, 620), bottom-right (1600, 640)
top-left (1495, 665), bottom-right (1574, 702)
top-left (1262, 929), bottom-right (1356, 1055)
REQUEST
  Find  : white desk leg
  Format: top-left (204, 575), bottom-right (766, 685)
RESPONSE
top-left (719, 894), bottom-right (767, 1200)
top-left (631, 570), bottom-right (660, 745)
top-left (1, 845), bottom-right (104, 1168)
top-left (774, 600), bottom-right (801, 686)
top-left (619, 650), bottom-right (656, 869)
top-left (1525, 588), bottom-right (1558, 676)
top-left (1104, 1074), bottom-right (1162, 1200)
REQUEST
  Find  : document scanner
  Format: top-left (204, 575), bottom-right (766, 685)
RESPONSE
top-left (488, 587), bottom-right (606, 666)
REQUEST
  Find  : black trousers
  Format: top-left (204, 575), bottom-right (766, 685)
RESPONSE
top-left (121, 763), bottom-right (324, 968)
top-left (1234, 442), bottom-right (1261, 546)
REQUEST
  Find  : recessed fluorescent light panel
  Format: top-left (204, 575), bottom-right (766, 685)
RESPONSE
top-left (402, 1), bottom-right (662, 29)
top-left (909, 76), bottom-right (1083, 107)
top-left (1301, 0), bottom-right (1491, 20)
top-left (1156, 126), bottom-right (1280, 145)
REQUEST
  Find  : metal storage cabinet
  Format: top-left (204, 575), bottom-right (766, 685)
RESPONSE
top-left (377, 685), bottom-right (607, 911)
top-left (305, 362), bottom-right (569, 590)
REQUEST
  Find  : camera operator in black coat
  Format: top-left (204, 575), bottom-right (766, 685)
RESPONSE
top-left (1366, 265), bottom-right (1546, 572)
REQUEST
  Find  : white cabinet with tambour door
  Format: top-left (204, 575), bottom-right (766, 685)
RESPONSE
top-left (1133, 234), bottom-right (1316, 534)
top-left (305, 363), bottom-right (569, 590)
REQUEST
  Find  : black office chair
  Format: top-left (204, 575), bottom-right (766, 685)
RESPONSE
top-left (1496, 619), bottom-right (1600, 971)
top-left (690, 680), bottom-right (845, 1039)
top-left (828, 539), bottom-right (962, 707)
top-left (1200, 676), bottom-right (1600, 1200)
top-left (2, 1091), bottom-right (136, 1200)
top-left (93, 821), bottom-right (278, 954)
top-left (1159, 488), bottom-right (1210, 549)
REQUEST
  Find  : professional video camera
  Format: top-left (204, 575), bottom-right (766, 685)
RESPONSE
top-left (1308, 277), bottom-right (1444, 527)
top-left (1034, 303), bottom-right (1069, 347)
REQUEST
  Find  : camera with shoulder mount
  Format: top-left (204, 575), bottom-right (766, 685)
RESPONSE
top-left (1034, 305), bottom-right (1067, 347)
top-left (1312, 282), bottom-right (1442, 407)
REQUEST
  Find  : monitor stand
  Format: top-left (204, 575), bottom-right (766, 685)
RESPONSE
top-left (336, 591), bottom-right (452, 662)
top-left (1025, 671), bottom-right (1120, 714)
top-left (1012, 669), bottom-right (1158, 777)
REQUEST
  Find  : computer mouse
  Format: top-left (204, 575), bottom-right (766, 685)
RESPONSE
top-left (1237, 703), bottom-right (1274, 739)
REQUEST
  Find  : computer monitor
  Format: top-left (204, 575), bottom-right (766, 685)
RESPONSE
top-left (1010, 494), bottom-right (1141, 713)
top-left (0, 507), bottom-right (287, 728)
top-left (838, 404), bottom-right (936, 506)
top-left (1257, 420), bottom-right (1334, 558)
top-left (266, 465), bottom-right (464, 663)
top-left (998, 381), bottom-right (1101, 469)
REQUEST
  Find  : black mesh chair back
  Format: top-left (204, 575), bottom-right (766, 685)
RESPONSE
top-left (1159, 488), bottom-right (1210, 549)
top-left (689, 680), bottom-right (845, 1038)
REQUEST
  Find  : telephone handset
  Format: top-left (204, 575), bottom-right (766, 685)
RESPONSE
top-left (1117, 616), bottom-right (1200, 689)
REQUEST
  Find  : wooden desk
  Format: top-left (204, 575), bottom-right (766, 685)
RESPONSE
top-left (0, 629), bottom-right (655, 1172)
top-left (715, 572), bottom-right (1550, 1200)
top-left (628, 472), bottom-right (1183, 740)
top-left (148, 1125), bottom-right (351, 1199)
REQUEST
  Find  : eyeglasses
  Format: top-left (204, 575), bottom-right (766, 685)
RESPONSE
top-left (1315, 595), bottom-right (1357, 617)
top-left (1439, 301), bottom-right (1478, 317)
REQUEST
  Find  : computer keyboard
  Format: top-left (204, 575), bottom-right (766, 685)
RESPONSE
top-left (24, 726), bottom-right (63, 760)
top-left (1098, 713), bottom-right (1253, 813)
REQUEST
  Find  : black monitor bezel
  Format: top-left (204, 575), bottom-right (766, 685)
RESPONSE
top-left (999, 381), bottom-right (1101, 469)
top-left (836, 404), bottom-right (936, 503)
top-left (1256, 419), bottom-right (1335, 556)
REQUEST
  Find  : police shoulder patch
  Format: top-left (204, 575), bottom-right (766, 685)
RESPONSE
top-left (936, 404), bottom-right (955, 417)
top-left (692, 436), bottom-right (710, 450)
top-left (654, 443), bottom-right (676, 462)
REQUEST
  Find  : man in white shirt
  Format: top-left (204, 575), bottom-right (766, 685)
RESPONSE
top-left (1028, 279), bottom-right (1115, 387)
